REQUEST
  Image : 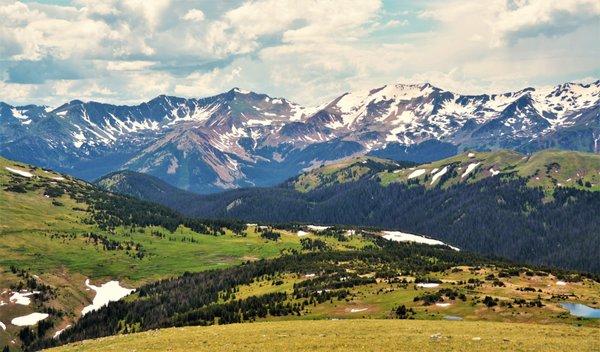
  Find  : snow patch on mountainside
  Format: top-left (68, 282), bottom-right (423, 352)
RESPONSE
top-left (462, 163), bottom-right (480, 178)
top-left (431, 166), bottom-right (448, 184)
top-left (382, 231), bottom-right (459, 251)
top-left (408, 169), bottom-right (426, 179)
top-left (10, 291), bottom-right (39, 305)
top-left (1, 80), bottom-right (598, 193)
top-left (81, 279), bottom-right (135, 316)
top-left (5, 167), bottom-right (33, 178)
top-left (11, 313), bottom-right (49, 326)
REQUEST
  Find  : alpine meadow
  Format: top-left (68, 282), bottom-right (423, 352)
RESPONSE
top-left (0, 1), bottom-right (599, 351)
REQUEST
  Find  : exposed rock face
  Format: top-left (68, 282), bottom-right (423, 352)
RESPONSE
top-left (1, 81), bottom-right (599, 193)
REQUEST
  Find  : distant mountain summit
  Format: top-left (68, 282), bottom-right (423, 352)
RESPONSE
top-left (1, 80), bottom-right (599, 192)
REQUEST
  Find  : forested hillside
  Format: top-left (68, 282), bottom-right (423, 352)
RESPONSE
top-left (189, 178), bottom-right (600, 273)
top-left (95, 170), bottom-right (201, 211)
top-left (2, 151), bottom-right (599, 352)
top-left (0, 157), bottom-right (370, 350)
top-left (97, 150), bottom-right (600, 273)
top-left (33, 238), bottom-right (599, 351)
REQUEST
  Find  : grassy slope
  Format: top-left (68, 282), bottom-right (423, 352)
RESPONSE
top-left (291, 156), bottom-right (403, 192)
top-left (0, 157), bottom-right (310, 283)
top-left (0, 157), bottom-right (371, 348)
top-left (228, 265), bottom-right (600, 327)
top-left (50, 319), bottom-right (600, 352)
top-left (0, 157), bottom-right (369, 281)
top-left (382, 149), bottom-right (600, 191)
top-left (293, 149), bottom-right (600, 192)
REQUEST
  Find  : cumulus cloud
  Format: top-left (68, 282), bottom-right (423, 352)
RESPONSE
top-left (182, 8), bottom-right (204, 22)
top-left (492, 0), bottom-right (600, 46)
top-left (105, 60), bottom-right (156, 71)
top-left (420, 0), bottom-right (600, 47)
top-left (174, 66), bottom-right (242, 97)
top-left (0, 0), bottom-right (597, 106)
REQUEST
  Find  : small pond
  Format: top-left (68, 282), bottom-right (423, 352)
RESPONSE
top-left (443, 315), bottom-right (463, 321)
top-left (560, 303), bottom-right (600, 318)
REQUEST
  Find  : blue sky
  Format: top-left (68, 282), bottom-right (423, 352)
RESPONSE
top-left (2, 0), bottom-right (599, 106)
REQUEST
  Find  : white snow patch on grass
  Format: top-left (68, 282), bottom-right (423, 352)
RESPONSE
top-left (436, 303), bottom-right (451, 307)
top-left (350, 308), bottom-right (368, 313)
top-left (416, 283), bottom-right (440, 288)
top-left (556, 281), bottom-right (567, 286)
top-left (307, 225), bottom-right (329, 232)
top-left (53, 325), bottom-right (71, 339)
top-left (431, 166), bottom-right (448, 184)
top-left (461, 162), bottom-right (480, 178)
top-left (5, 167), bottom-right (33, 178)
top-left (297, 230), bottom-right (309, 237)
top-left (10, 291), bottom-right (39, 305)
top-left (408, 169), bottom-right (426, 179)
top-left (81, 279), bottom-right (135, 316)
top-left (489, 168), bottom-right (500, 176)
top-left (0, 321), bottom-right (5, 330)
top-left (468, 152), bottom-right (476, 158)
top-left (382, 231), bottom-right (459, 251)
top-left (11, 313), bottom-right (49, 326)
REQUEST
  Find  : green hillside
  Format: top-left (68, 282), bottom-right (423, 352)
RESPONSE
top-left (287, 156), bottom-right (411, 192)
top-left (0, 157), bottom-right (310, 281)
top-left (50, 319), bottom-right (600, 352)
top-left (290, 149), bottom-right (600, 193)
top-left (95, 170), bottom-right (199, 209)
top-left (0, 157), bottom-right (369, 350)
top-left (39, 241), bottom-right (600, 350)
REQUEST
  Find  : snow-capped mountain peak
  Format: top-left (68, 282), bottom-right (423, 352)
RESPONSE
top-left (1, 81), bottom-right (598, 193)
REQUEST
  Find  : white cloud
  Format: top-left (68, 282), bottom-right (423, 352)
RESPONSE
top-left (202, 0), bottom-right (381, 56)
top-left (105, 60), bottom-right (155, 71)
top-left (0, 0), bottom-right (597, 107)
top-left (182, 8), bottom-right (205, 22)
top-left (0, 80), bottom-right (34, 102)
top-left (174, 66), bottom-right (242, 97)
top-left (382, 19), bottom-right (408, 29)
top-left (492, 0), bottom-right (600, 46)
top-left (420, 0), bottom-right (600, 48)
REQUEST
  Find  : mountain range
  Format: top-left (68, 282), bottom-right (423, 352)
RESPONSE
top-left (2, 81), bottom-right (599, 193)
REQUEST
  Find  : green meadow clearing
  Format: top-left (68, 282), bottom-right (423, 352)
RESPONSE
top-left (50, 319), bottom-right (600, 352)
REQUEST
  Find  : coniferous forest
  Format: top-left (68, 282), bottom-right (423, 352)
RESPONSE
top-left (29, 238), bottom-right (591, 351)
top-left (170, 177), bottom-right (600, 273)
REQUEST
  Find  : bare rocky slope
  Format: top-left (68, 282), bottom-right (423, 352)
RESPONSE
top-left (2, 81), bottom-right (599, 193)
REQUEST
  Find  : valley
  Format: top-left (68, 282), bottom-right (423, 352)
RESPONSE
top-left (98, 149), bottom-right (600, 273)
top-left (1, 155), bottom-right (599, 351)
top-left (1, 150), bottom-right (600, 352)
top-left (0, 157), bottom-right (370, 350)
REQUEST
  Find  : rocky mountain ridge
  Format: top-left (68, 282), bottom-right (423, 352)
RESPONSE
top-left (1, 80), bottom-right (598, 192)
